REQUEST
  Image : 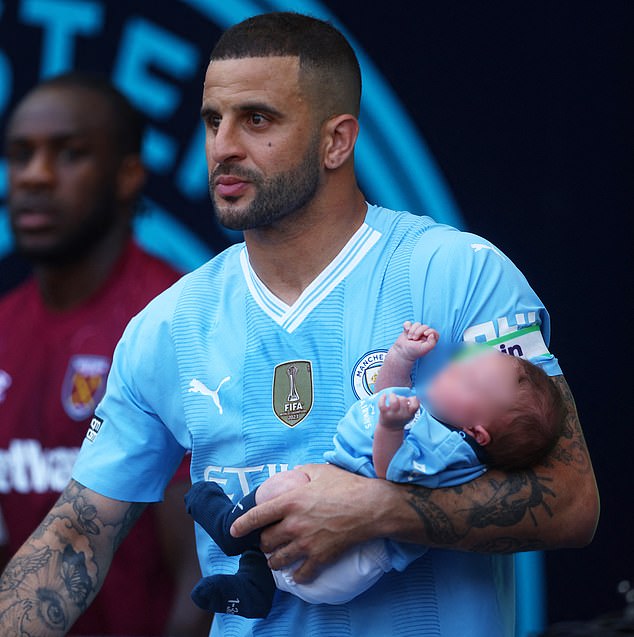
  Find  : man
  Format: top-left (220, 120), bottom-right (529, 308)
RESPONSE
top-left (0, 74), bottom-right (208, 636)
top-left (0, 14), bottom-right (598, 637)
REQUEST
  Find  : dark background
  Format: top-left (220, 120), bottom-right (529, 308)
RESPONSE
top-left (325, 2), bottom-right (632, 624)
top-left (1, 0), bottom-right (631, 626)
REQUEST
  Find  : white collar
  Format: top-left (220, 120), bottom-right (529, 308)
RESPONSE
top-left (240, 221), bottom-right (382, 333)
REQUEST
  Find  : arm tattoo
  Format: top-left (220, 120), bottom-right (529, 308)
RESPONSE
top-left (404, 375), bottom-right (591, 553)
top-left (545, 376), bottom-right (592, 474)
top-left (113, 502), bottom-right (146, 551)
top-left (406, 471), bottom-right (555, 552)
top-left (0, 480), bottom-right (147, 635)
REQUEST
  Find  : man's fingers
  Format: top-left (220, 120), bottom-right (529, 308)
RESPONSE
top-left (265, 542), bottom-right (303, 571)
top-left (230, 499), bottom-right (282, 538)
top-left (284, 556), bottom-right (319, 584)
top-left (266, 543), bottom-right (333, 584)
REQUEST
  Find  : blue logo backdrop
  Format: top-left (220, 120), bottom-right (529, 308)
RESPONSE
top-left (0, 0), bottom-right (462, 271)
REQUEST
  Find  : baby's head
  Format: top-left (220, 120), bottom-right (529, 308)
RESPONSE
top-left (425, 349), bottom-right (565, 470)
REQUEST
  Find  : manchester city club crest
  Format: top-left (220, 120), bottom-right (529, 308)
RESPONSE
top-left (272, 360), bottom-right (313, 427)
top-left (61, 355), bottom-right (111, 421)
top-left (351, 349), bottom-right (388, 399)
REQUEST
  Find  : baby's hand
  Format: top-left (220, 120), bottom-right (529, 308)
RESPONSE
top-left (393, 321), bottom-right (439, 362)
top-left (378, 393), bottom-right (420, 430)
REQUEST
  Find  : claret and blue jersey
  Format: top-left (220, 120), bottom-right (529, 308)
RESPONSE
top-left (73, 204), bottom-right (561, 637)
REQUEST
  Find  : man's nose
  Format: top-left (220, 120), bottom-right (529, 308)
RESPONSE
top-left (209, 121), bottom-right (246, 165)
top-left (14, 150), bottom-right (56, 189)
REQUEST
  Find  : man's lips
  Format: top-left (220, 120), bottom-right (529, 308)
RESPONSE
top-left (11, 207), bottom-right (57, 232)
top-left (214, 175), bottom-right (250, 198)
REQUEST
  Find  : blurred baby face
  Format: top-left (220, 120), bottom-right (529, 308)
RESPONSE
top-left (425, 350), bottom-right (519, 428)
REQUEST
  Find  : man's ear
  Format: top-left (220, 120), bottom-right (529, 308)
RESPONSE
top-left (322, 114), bottom-right (359, 170)
top-left (116, 154), bottom-right (146, 204)
top-left (465, 424), bottom-right (491, 447)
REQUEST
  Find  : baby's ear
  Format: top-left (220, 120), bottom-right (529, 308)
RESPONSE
top-left (465, 424), bottom-right (491, 447)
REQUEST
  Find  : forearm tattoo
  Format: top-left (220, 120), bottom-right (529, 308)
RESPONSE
top-left (405, 375), bottom-right (592, 552)
top-left (0, 480), bottom-right (146, 636)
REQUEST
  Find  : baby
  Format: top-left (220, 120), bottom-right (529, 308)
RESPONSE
top-left (185, 322), bottom-right (565, 617)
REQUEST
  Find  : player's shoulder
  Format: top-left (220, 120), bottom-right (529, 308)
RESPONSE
top-left (414, 222), bottom-right (504, 256)
top-left (411, 222), bottom-right (517, 276)
top-left (365, 204), bottom-right (437, 237)
top-left (365, 204), bottom-right (504, 260)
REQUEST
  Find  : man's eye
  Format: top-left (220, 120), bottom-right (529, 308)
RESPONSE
top-left (250, 113), bottom-right (267, 126)
top-left (211, 116), bottom-right (221, 129)
top-left (6, 146), bottom-right (32, 164)
top-left (59, 147), bottom-right (86, 161)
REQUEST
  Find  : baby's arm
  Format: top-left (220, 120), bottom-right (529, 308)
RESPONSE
top-left (373, 393), bottom-right (420, 479)
top-left (374, 322), bottom-right (439, 392)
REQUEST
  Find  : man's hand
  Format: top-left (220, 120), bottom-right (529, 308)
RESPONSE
top-left (230, 464), bottom-right (397, 583)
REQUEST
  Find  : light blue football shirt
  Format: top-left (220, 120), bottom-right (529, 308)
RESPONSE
top-left (73, 204), bottom-right (561, 637)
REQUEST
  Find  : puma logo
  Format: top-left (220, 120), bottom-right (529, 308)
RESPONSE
top-left (470, 243), bottom-right (505, 259)
top-left (188, 377), bottom-right (231, 415)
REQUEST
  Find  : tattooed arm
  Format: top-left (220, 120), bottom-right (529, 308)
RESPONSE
top-left (232, 375), bottom-right (599, 581)
top-left (0, 480), bottom-right (146, 636)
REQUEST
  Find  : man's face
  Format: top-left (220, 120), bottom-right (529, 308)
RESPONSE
top-left (5, 87), bottom-right (123, 265)
top-left (201, 56), bottom-right (322, 230)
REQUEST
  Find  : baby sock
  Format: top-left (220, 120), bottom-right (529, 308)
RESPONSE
top-left (185, 481), bottom-right (261, 555)
top-left (191, 550), bottom-right (276, 619)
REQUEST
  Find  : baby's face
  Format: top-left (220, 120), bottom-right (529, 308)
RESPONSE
top-left (425, 350), bottom-right (519, 428)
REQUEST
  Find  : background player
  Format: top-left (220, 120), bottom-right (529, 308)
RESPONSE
top-left (0, 73), bottom-right (208, 636)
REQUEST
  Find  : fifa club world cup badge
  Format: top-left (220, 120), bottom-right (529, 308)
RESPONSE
top-left (61, 355), bottom-right (110, 421)
top-left (272, 360), bottom-right (314, 427)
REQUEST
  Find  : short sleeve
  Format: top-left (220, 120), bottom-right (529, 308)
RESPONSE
top-left (72, 292), bottom-right (188, 502)
top-left (411, 227), bottom-right (562, 384)
top-left (387, 412), bottom-right (487, 487)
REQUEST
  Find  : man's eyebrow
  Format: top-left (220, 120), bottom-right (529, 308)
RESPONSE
top-left (237, 102), bottom-right (284, 118)
top-left (200, 102), bottom-right (284, 120)
top-left (6, 131), bottom-right (88, 145)
top-left (200, 104), bottom-right (217, 120)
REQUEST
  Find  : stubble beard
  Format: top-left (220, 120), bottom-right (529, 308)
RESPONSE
top-left (11, 190), bottom-right (121, 267)
top-left (209, 137), bottom-right (321, 231)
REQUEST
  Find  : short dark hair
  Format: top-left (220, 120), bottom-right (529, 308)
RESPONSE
top-left (27, 71), bottom-right (144, 156)
top-left (486, 358), bottom-right (565, 471)
top-left (210, 12), bottom-right (361, 118)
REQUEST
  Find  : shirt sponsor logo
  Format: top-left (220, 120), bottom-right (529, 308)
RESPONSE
top-left (351, 349), bottom-right (387, 399)
top-left (0, 439), bottom-right (79, 493)
top-left (86, 416), bottom-right (104, 443)
top-left (61, 355), bottom-right (110, 421)
top-left (0, 370), bottom-right (11, 403)
top-left (272, 361), bottom-right (313, 427)
top-left (202, 464), bottom-right (290, 501)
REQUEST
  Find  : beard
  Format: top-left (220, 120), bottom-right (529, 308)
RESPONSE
top-left (209, 135), bottom-right (321, 231)
top-left (11, 190), bottom-right (121, 267)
